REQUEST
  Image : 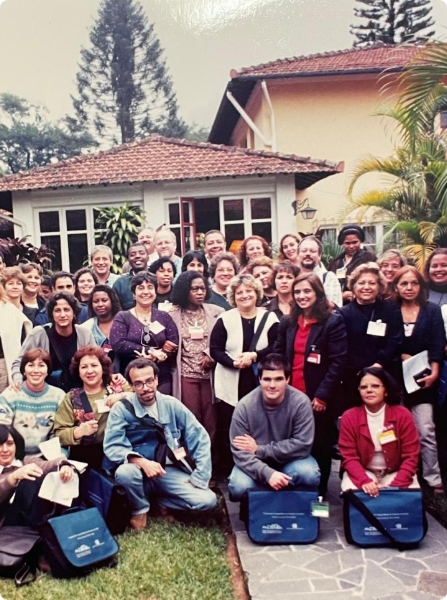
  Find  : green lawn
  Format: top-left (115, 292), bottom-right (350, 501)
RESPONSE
top-left (1, 516), bottom-right (235, 600)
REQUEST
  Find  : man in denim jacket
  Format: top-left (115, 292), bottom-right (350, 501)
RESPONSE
top-left (103, 358), bottom-right (216, 530)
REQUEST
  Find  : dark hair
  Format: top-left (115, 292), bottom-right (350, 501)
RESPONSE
top-left (337, 224), bottom-right (364, 245)
top-left (74, 268), bottom-right (98, 301)
top-left (41, 275), bottom-right (52, 288)
top-left (392, 265), bottom-right (428, 306)
top-left (0, 424), bottom-right (25, 461)
top-left (51, 271), bottom-right (74, 290)
top-left (47, 292), bottom-right (81, 323)
top-left (171, 272), bottom-right (211, 308)
top-left (181, 251), bottom-right (209, 279)
top-left (20, 348), bottom-right (52, 376)
top-left (273, 262), bottom-right (300, 281)
top-left (238, 235), bottom-right (272, 267)
top-left (88, 284), bottom-right (122, 318)
top-left (423, 248), bottom-right (447, 283)
top-left (124, 358), bottom-right (160, 383)
top-left (258, 353), bottom-right (291, 379)
top-left (130, 272), bottom-right (158, 294)
top-left (289, 273), bottom-right (330, 323)
top-left (149, 256), bottom-right (177, 276)
top-left (127, 242), bottom-right (148, 259)
top-left (69, 345), bottom-right (112, 387)
top-left (357, 366), bottom-right (403, 405)
top-left (208, 251), bottom-right (239, 279)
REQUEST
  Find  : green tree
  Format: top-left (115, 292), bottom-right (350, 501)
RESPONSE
top-left (94, 203), bottom-right (146, 272)
top-left (70, 0), bottom-right (186, 147)
top-left (348, 101), bottom-right (447, 267)
top-left (0, 93), bottom-right (96, 174)
top-left (350, 0), bottom-right (435, 47)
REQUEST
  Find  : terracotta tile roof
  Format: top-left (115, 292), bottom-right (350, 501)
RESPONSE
top-left (0, 135), bottom-right (342, 193)
top-left (234, 44), bottom-right (426, 78)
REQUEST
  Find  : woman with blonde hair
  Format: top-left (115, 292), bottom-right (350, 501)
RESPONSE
top-left (0, 282), bottom-right (31, 393)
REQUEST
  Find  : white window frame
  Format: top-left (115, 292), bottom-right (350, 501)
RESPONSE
top-left (218, 194), bottom-right (276, 243)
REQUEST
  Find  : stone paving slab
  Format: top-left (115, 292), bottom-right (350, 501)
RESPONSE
top-left (223, 460), bottom-right (447, 600)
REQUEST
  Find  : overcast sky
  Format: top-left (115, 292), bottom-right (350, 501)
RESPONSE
top-left (1, 0), bottom-right (447, 129)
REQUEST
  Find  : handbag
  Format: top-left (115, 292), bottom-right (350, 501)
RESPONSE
top-left (246, 489), bottom-right (320, 545)
top-left (79, 468), bottom-right (131, 535)
top-left (0, 526), bottom-right (41, 586)
top-left (39, 507), bottom-right (119, 578)
top-left (249, 311), bottom-right (270, 378)
top-left (343, 488), bottom-right (428, 550)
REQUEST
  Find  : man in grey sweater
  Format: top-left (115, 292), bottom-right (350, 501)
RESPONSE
top-left (228, 353), bottom-right (320, 500)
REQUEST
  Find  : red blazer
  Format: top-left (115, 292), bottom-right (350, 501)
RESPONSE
top-left (339, 404), bottom-right (420, 488)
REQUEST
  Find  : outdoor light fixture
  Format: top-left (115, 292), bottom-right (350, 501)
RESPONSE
top-left (291, 198), bottom-right (317, 220)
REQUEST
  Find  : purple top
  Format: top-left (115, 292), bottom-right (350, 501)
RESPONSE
top-left (110, 309), bottom-right (179, 383)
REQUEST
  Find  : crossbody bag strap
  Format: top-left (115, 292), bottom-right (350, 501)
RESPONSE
top-left (248, 311), bottom-right (270, 353)
top-left (79, 390), bottom-right (94, 414)
top-left (345, 490), bottom-right (404, 550)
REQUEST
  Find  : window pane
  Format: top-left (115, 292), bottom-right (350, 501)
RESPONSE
top-left (39, 211), bottom-right (59, 233)
top-left (182, 202), bottom-right (190, 223)
top-left (225, 223), bottom-right (245, 252)
top-left (169, 204), bottom-right (180, 225)
top-left (252, 222), bottom-right (272, 242)
top-left (68, 233), bottom-right (88, 273)
top-left (223, 199), bottom-right (244, 221)
top-left (251, 198), bottom-right (271, 220)
top-left (66, 209), bottom-right (86, 231)
top-left (41, 235), bottom-right (61, 271)
top-left (183, 226), bottom-right (194, 252)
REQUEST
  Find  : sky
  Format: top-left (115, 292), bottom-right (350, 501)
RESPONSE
top-left (1, 0), bottom-right (447, 129)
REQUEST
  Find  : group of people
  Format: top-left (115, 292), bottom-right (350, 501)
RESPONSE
top-left (0, 222), bottom-right (446, 535)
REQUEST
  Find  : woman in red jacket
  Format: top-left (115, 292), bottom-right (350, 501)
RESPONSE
top-left (339, 366), bottom-right (420, 497)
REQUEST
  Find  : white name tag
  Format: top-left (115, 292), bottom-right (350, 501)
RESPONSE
top-left (367, 320), bottom-right (387, 337)
top-left (157, 302), bottom-right (173, 313)
top-left (149, 320), bottom-right (165, 334)
top-left (189, 326), bottom-right (204, 340)
top-left (336, 267), bottom-right (347, 280)
top-left (96, 399), bottom-right (111, 414)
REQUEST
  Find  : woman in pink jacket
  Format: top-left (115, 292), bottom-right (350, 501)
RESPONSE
top-left (339, 366), bottom-right (420, 497)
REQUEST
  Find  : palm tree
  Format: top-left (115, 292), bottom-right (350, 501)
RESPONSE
top-left (348, 46), bottom-right (447, 267)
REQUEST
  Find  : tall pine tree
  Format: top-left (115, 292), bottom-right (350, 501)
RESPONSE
top-left (351, 0), bottom-right (435, 48)
top-left (69, 0), bottom-right (185, 147)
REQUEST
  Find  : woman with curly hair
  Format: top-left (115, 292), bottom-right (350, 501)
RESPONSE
top-left (207, 251), bottom-right (239, 311)
top-left (181, 250), bottom-right (209, 280)
top-left (74, 268), bottom-right (98, 304)
top-left (54, 345), bottom-right (129, 469)
top-left (238, 235), bottom-right (272, 272)
top-left (170, 272), bottom-right (223, 447)
top-left (278, 233), bottom-right (300, 267)
top-left (81, 284), bottom-right (122, 356)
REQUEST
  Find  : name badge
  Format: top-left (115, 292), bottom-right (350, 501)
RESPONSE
top-left (157, 301), bottom-right (173, 313)
top-left (336, 267), bottom-right (347, 280)
top-left (102, 343), bottom-right (112, 354)
top-left (307, 352), bottom-right (321, 364)
top-left (367, 320), bottom-right (387, 337)
top-left (149, 320), bottom-right (165, 334)
top-left (173, 446), bottom-right (187, 460)
top-left (189, 326), bottom-right (204, 340)
top-left (95, 399), bottom-right (111, 414)
top-left (378, 429), bottom-right (397, 445)
top-left (311, 499), bottom-right (329, 518)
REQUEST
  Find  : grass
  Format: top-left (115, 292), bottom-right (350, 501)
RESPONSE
top-left (1, 508), bottom-right (236, 600)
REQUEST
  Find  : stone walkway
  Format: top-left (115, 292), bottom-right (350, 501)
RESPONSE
top-left (223, 460), bottom-right (447, 600)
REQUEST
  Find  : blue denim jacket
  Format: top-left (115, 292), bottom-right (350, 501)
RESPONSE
top-left (103, 391), bottom-right (212, 489)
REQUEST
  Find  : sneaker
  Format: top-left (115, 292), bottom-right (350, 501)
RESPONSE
top-left (129, 512), bottom-right (148, 531)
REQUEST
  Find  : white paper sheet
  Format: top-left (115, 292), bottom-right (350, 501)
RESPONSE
top-left (38, 471), bottom-right (79, 507)
top-left (402, 350), bottom-right (431, 394)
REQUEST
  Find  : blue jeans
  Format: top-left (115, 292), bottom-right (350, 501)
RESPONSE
top-left (228, 456), bottom-right (320, 501)
top-left (115, 463), bottom-right (217, 515)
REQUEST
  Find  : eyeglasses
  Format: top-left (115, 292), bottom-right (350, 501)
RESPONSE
top-left (133, 378), bottom-right (156, 390)
top-left (190, 286), bottom-right (206, 292)
top-left (141, 325), bottom-right (153, 346)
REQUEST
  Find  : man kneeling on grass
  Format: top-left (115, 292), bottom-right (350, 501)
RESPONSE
top-left (103, 358), bottom-right (217, 530)
top-left (228, 353), bottom-right (320, 508)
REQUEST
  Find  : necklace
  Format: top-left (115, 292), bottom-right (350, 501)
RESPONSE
top-left (135, 307), bottom-right (151, 324)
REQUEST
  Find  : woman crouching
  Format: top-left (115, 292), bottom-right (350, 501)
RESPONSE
top-left (339, 366), bottom-right (420, 497)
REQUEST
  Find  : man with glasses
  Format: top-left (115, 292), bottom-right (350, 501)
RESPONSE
top-left (103, 357), bottom-right (217, 531)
